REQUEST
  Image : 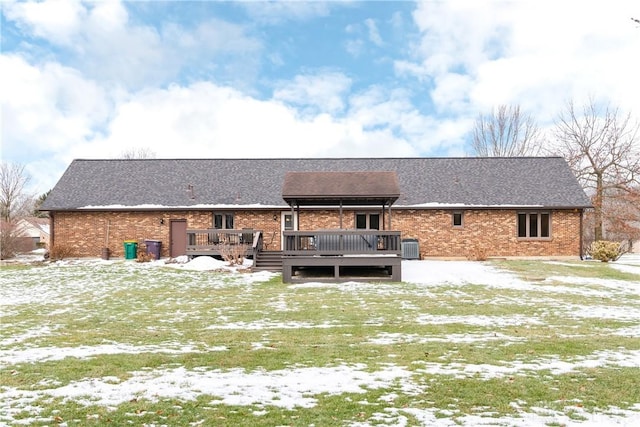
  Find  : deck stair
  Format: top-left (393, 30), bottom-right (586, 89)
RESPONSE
top-left (253, 250), bottom-right (283, 272)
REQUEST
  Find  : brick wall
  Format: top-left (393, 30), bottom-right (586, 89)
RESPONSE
top-left (51, 210), bottom-right (285, 258)
top-left (234, 211), bottom-right (282, 250)
top-left (51, 208), bottom-right (582, 259)
top-left (52, 211), bottom-right (209, 258)
top-left (393, 209), bottom-right (582, 258)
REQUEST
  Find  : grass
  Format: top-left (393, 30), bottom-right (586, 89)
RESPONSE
top-left (0, 257), bottom-right (639, 426)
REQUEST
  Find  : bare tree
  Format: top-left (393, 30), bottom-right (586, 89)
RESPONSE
top-left (0, 162), bottom-right (33, 259)
top-left (471, 105), bottom-right (543, 157)
top-left (0, 162), bottom-right (32, 221)
top-left (119, 147), bottom-right (157, 159)
top-left (554, 99), bottom-right (640, 241)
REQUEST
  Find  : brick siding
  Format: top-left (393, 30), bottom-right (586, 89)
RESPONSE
top-left (393, 209), bottom-right (581, 259)
top-left (51, 208), bottom-right (582, 259)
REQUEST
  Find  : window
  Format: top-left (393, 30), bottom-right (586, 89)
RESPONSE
top-left (517, 212), bottom-right (550, 238)
top-left (214, 213), bottom-right (234, 229)
top-left (283, 213), bottom-right (294, 231)
top-left (355, 213), bottom-right (380, 230)
top-left (452, 211), bottom-right (463, 227)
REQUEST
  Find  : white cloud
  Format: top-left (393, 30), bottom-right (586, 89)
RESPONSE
top-left (3, 0), bottom-right (262, 89)
top-left (0, 54), bottom-right (110, 155)
top-left (2, 0), bottom-right (86, 45)
top-left (0, 54), bottom-right (113, 192)
top-left (365, 18), bottom-right (383, 46)
top-left (344, 38), bottom-right (365, 57)
top-left (403, 0), bottom-right (640, 125)
top-left (430, 73), bottom-right (474, 115)
top-left (80, 81), bottom-right (420, 161)
top-left (10, 0), bottom-right (637, 197)
top-left (272, 72), bottom-right (352, 115)
top-left (1, 53), bottom-right (427, 193)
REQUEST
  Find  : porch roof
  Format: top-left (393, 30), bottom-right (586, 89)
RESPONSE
top-left (282, 171), bottom-right (400, 206)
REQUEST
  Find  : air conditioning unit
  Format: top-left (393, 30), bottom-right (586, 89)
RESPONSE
top-left (401, 238), bottom-right (420, 260)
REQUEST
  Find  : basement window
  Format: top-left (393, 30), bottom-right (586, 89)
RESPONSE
top-left (517, 212), bottom-right (550, 239)
top-left (452, 211), bottom-right (463, 228)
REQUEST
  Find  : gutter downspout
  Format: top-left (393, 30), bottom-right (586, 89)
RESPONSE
top-left (579, 209), bottom-right (584, 260)
top-left (49, 212), bottom-right (54, 251)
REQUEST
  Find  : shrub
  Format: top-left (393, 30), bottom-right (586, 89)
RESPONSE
top-left (219, 243), bottom-right (245, 266)
top-left (48, 245), bottom-right (76, 261)
top-left (0, 221), bottom-right (19, 259)
top-left (136, 251), bottom-right (155, 263)
top-left (467, 245), bottom-right (488, 261)
top-left (587, 240), bottom-right (624, 262)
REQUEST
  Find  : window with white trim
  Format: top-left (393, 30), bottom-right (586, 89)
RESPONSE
top-left (517, 212), bottom-right (550, 238)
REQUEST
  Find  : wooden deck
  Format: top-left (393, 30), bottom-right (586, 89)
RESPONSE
top-left (186, 228), bottom-right (403, 282)
top-left (282, 230), bottom-right (402, 282)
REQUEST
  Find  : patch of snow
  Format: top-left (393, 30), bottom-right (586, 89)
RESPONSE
top-left (0, 343), bottom-right (226, 366)
top-left (613, 325), bottom-right (640, 337)
top-left (618, 253), bottom-right (640, 266)
top-left (207, 320), bottom-right (341, 330)
top-left (414, 349), bottom-right (640, 379)
top-left (399, 405), bottom-right (640, 427)
top-left (561, 305), bottom-right (640, 322)
top-left (0, 325), bottom-right (60, 346)
top-left (172, 255), bottom-right (189, 264)
top-left (166, 256), bottom-right (228, 271)
top-left (0, 364), bottom-right (413, 412)
top-left (367, 332), bottom-right (526, 346)
top-left (415, 314), bottom-right (544, 327)
top-left (401, 260), bottom-right (526, 286)
top-left (546, 276), bottom-right (638, 293)
top-left (609, 262), bottom-right (640, 276)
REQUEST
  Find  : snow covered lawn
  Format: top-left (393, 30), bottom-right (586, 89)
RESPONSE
top-left (1, 254), bottom-right (639, 426)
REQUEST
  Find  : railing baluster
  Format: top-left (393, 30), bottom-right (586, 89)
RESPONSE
top-left (282, 230), bottom-right (401, 256)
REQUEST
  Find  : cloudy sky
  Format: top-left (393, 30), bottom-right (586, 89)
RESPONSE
top-left (1, 0), bottom-right (639, 195)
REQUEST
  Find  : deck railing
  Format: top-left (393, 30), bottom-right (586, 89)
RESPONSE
top-left (186, 229), bottom-right (259, 255)
top-left (283, 230), bottom-right (401, 256)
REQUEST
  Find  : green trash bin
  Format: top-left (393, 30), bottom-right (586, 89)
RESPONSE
top-left (123, 240), bottom-right (138, 260)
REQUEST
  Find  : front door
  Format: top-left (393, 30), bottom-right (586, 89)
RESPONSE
top-left (170, 219), bottom-right (187, 257)
top-left (281, 211), bottom-right (297, 250)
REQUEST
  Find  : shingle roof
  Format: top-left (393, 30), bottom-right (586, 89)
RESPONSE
top-left (282, 171), bottom-right (400, 205)
top-left (40, 157), bottom-right (592, 210)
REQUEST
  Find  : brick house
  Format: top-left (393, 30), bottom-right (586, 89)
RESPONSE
top-left (41, 157), bottom-right (591, 277)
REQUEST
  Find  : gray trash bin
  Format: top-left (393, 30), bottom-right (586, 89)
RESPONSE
top-left (144, 240), bottom-right (162, 260)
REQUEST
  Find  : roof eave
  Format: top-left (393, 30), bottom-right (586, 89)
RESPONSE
top-left (396, 204), bottom-right (593, 210)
